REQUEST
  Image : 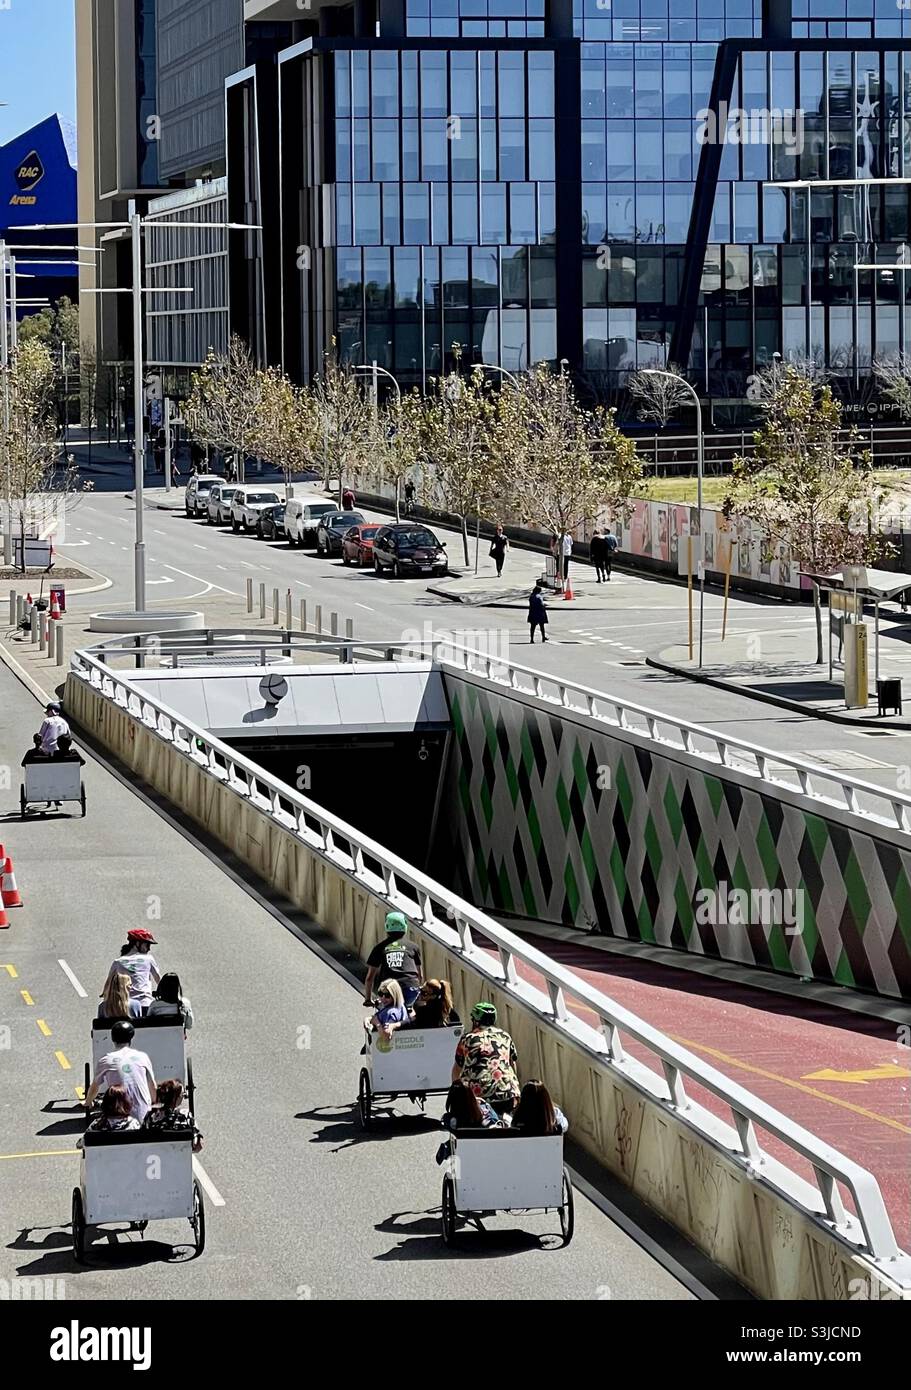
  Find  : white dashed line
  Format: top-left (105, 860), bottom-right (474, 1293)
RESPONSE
top-left (193, 1157), bottom-right (226, 1207)
top-left (193, 544), bottom-right (207, 550)
top-left (355, 602), bottom-right (374, 611)
top-left (58, 960), bottom-right (87, 998)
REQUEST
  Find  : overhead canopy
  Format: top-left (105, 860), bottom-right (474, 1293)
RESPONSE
top-left (803, 568), bottom-right (911, 601)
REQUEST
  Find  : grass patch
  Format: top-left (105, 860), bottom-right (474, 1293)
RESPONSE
top-left (638, 467), bottom-right (911, 508)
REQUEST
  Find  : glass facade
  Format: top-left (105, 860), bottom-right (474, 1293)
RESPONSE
top-left (263, 0), bottom-right (911, 407)
top-left (135, 0), bottom-right (159, 186)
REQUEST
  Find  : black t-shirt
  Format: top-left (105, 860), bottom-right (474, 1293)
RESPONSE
top-left (367, 936), bottom-right (422, 984)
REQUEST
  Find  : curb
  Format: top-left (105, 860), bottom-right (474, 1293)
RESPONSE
top-left (0, 636), bottom-right (58, 708)
top-left (49, 550), bottom-right (114, 597)
top-left (645, 653), bottom-right (911, 731)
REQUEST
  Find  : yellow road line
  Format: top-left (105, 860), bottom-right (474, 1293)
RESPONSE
top-left (74, 1086), bottom-right (85, 1101)
top-left (0, 1149), bottom-right (79, 1160)
top-left (19, 990), bottom-right (34, 1006)
top-left (55, 1051), bottom-right (71, 1071)
top-left (668, 1034), bottom-right (911, 1137)
top-left (1, 964), bottom-right (18, 978)
top-left (36, 1018), bottom-right (51, 1037)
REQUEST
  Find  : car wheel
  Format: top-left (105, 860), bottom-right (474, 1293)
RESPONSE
top-left (359, 551), bottom-right (366, 567)
top-left (232, 518), bottom-right (239, 532)
top-left (393, 560), bottom-right (401, 579)
top-left (185, 506), bottom-right (193, 517)
top-left (374, 557), bottom-right (382, 575)
top-left (342, 550), bottom-right (350, 566)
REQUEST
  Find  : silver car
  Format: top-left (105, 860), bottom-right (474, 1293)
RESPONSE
top-left (184, 474), bottom-right (220, 517)
top-left (207, 483), bottom-right (237, 525)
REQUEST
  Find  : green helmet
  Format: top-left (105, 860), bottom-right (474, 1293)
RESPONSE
top-left (385, 911), bottom-right (408, 936)
top-left (470, 1001), bottom-right (497, 1025)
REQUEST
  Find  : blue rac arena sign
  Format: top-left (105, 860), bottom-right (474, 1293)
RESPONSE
top-left (0, 114), bottom-right (76, 224)
top-left (11, 150), bottom-right (45, 205)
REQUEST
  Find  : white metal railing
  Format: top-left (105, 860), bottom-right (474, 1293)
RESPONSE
top-left (436, 641), bottom-right (911, 836)
top-left (68, 639), bottom-right (911, 1277)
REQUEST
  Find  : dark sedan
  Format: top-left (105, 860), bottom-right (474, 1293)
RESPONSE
top-left (316, 510), bottom-right (366, 555)
top-left (372, 524), bottom-right (448, 577)
top-left (257, 503), bottom-right (286, 540)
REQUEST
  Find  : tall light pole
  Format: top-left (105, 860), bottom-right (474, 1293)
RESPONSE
top-left (644, 369), bottom-right (704, 667)
top-left (353, 362), bottom-right (402, 512)
top-left (0, 240), bottom-right (11, 565)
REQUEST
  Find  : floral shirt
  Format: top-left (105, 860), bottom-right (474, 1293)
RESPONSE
top-left (454, 1026), bottom-right (520, 1104)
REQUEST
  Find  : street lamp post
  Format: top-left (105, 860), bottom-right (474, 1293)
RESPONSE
top-left (644, 369), bottom-right (704, 667)
top-left (353, 361), bottom-right (402, 512)
top-left (1, 241), bottom-right (11, 565)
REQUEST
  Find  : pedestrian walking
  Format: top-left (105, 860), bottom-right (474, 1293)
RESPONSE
top-left (561, 530), bottom-right (573, 587)
top-left (342, 486), bottom-right (356, 511)
top-left (527, 580), bottom-right (549, 644)
top-left (604, 528), bottom-right (618, 579)
top-left (404, 479), bottom-right (415, 515)
top-left (590, 529), bottom-right (608, 583)
top-left (489, 524), bottom-right (509, 577)
top-left (170, 458), bottom-right (180, 487)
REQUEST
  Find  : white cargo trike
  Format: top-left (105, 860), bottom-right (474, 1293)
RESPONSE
top-left (440, 1129), bottom-right (574, 1247)
top-left (85, 1015), bottom-right (194, 1111)
top-left (358, 1023), bottom-right (462, 1129)
top-left (20, 760), bottom-right (86, 817)
top-left (72, 1127), bottom-right (204, 1262)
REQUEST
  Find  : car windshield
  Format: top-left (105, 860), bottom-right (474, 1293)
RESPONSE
top-left (222, 488), bottom-right (235, 499)
top-left (247, 493), bottom-right (280, 505)
top-left (360, 527), bottom-right (379, 538)
top-left (398, 530), bottom-right (438, 548)
top-left (197, 482), bottom-right (214, 493)
top-left (307, 504), bottom-right (335, 516)
top-left (331, 512), bottom-right (364, 527)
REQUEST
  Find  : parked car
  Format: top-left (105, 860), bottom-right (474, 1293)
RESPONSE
top-left (283, 498), bottom-right (338, 548)
top-left (341, 523), bottom-right (381, 567)
top-left (207, 483), bottom-right (237, 526)
top-left (316, 510), bottom-right (366, 555)
top-left (184, 474), bottom-right (221, 518)
top-left (231, 487), bottom-right (283, 532)
top-left (372, 524), bottom-right (448, 578)
top-left (257, 503), bottom-right (286, 540)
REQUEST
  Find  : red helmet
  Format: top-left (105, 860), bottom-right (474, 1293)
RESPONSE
top-left (127, 928), bottom-right (157, 945)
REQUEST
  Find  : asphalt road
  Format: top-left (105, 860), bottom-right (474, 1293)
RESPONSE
top-left (0, 659), bottom-right (699, 1301)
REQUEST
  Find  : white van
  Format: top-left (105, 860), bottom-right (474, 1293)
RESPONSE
top-left (283, 498), bottom-right (337, 548)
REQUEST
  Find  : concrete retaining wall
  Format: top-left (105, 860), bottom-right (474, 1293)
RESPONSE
top-left (66, 670), bottom-right (910, 1301)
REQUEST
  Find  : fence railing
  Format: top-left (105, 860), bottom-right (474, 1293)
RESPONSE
top-left (68, 638), bottom-right (911, 1276)
top-left (629, 423), bottom-right (911, 475)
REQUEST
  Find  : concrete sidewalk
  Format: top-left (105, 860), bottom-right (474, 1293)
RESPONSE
top-left (651, 611), bottom-right (911, 728)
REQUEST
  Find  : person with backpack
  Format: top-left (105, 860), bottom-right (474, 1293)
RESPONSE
top-left (604, 528), bottom-right (619, 580)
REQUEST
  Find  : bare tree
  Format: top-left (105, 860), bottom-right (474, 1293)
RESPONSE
top-left (254, 368), bottom-right (320, 496)
top-left (311, 343), bottom-right (372, 503)
top-left (874, 353), bottom-right (911, 419)
top-left (628, 363), bottom-right (691, 473)
top-left (421, 357), bottom-right (496, 566)
top-left (183, 335), bottom-right (266, 481)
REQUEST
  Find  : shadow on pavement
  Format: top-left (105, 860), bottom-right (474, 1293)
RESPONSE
top-left (373, 1209), bottom-right (561, 1259)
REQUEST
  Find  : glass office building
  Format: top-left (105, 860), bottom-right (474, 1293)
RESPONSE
top-left (232, 0), bottom-right (911, 409)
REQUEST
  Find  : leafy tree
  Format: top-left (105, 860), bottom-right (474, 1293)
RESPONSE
top-left (254, 368), bottom-right (320, 495)
top-left (725, 365), bottom-right (889, 663)
top-left (311, 343), bottom-right (372, 503)
top-left (421, 356), bottom-right (497, 566)
top-left (183, 335), bottom-right (266, 479)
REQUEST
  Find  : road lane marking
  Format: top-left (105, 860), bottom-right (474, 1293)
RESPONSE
top-left (193, 544), bottom-right (207, 550)
top-left (803, 1063), bottom-right (911, 1084)
top-left (20, 990), bottom-right (34, 1006)
top-left (193, 1157), bottom-right (226, 1206)
top-left (153, 529), bottom-right (166, 536)
top-left (55, 1051), bottom-right (71, 1070)
top-left (355, 602), bottom-right (374, 611)
top-left (58, 959), bottom-right (87, 998)
top-left (239, 561), bottom-right (258, 569)
top-left (216, 564), bottom-right (228, 571)
top-left (0, 1149), bottom-right (80, 1160)
top-left (161, 563), bottom-right (240, 596)
top-left (294, 579), bottom-right (311, 588)
top-left (36, 1019), bottom-right (52, 1037)
top-left (1, 963), bottom-right (18, 978)
top-left (75, 1086), bottom-right (85, 1101)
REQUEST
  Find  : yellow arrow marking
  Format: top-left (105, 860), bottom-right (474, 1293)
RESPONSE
top-left (802, 1064), bottom-right (911, 1085)
top-left (74, 1085), bottom-right (85, 1101)
top-left (55, 1051), bottom-right (71, 1071)
top-left (36, 1018), bottom-right (51, 1037)
top-left (1, 964), bottom-right (18, 978)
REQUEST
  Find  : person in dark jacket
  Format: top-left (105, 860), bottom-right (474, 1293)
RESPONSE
top-left (590, 529), bottom-right (609, 583)
top-left (489, 524), bottom-right (509, 578)
top-left (527, 581), bottom-right (548, 644)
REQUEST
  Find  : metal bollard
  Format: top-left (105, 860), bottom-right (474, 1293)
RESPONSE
top-left (345, 617), bottom-right (354, 641)
top-left (330, 611), bottom-right (339, 637)
top-left (56, 624), bottom-right (64, 666)
top-left (272, 588), bottom-right (279, 625)
top-left (16, 594), bottom-right (24, 625)
top-left (315, 603), bottom-right (322, 633)
top-left (39, 614), bottom-right (48, 652)
top-left (9, 590), bottom-right (16, 628)
top-left (30, 607), bottom-right (39, 643)
top-left (246, 577), bottom-right (253, 613)
top-left (300, 599), bottom-right (307, 633)
top-left (259, 582), bottom-right (266, 620)
top-left (285, 589), bottom-right (292, 630)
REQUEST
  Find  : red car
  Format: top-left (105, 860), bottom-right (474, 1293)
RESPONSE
top-left (341, 523), bottom-right (380, 567)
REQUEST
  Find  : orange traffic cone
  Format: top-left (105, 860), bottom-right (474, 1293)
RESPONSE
top-left (0, 899), bottom-right (8, 929)
top-left (1, 856), bottom-right (23, 909)
top-left (563, 577), bottom-right (574, 600)
top-left (49, 590), bottom-right (61, 621)
top-left (25, 592), bottom-right (33, 609)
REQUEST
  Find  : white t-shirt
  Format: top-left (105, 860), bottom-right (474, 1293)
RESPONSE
top-left (561, 533), bottom-right (573, 556)
top-left (109, 952), bottom-right (160, 1006)
top-left (94, 1046), bottom-right (156, 1122)
top-left (38, 714), bottom-right (70, 753)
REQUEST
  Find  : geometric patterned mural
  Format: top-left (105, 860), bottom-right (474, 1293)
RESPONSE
top-left (434, 674), bottom-right (911, 1001)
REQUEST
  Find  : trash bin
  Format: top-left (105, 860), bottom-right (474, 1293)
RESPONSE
top-left (50, 583), bottom-right (66, 614)
top-left (877, 677), bottom-right (902, 716)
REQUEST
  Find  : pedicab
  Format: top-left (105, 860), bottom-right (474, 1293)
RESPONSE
top-left (84, 1015), bottom-right (194, 1113)
top-left (440, 1128), bottom-right (574, 1247)
top-left (20, 760), bottom-right (86, 818)
top-left (357, 1022), bottom-right (462, 1129)
top-left (71, 1127), bottom-right (204, 1262)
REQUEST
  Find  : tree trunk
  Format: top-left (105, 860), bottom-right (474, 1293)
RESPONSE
top-left (461, 514), bottom-right (470, 568)
top-left (813, 583), bottom-right (823, 665)
top-left (394, 478), bottom-right (400, 523)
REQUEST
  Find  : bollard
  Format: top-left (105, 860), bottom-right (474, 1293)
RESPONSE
top-left (330, 611), bottom-right (339, 637)
top-left (16, 594), bottom-right (24, 625)
top-left (315, 603), bottom-right (322, 634)
top-left (30, 607), bottom-right (39, 643)
top-left (300, 599), bottom-right (307, 633)
top-left (272, 588), bottom-right (279, 625)
top-left (39, 614), bottom-right (48, 653)
top-left (55, 624), bottom-right (64, 666)
top-left (259, 582), bottom-right (266, 620)
top-left (246, 577), bottom-right (253, 613)
top-left (345, 617), bottom-right (354, 641)
top-left (285, 589), bottom-right (292, 630)
top-left (9, 590), bottom-right (16, 628)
